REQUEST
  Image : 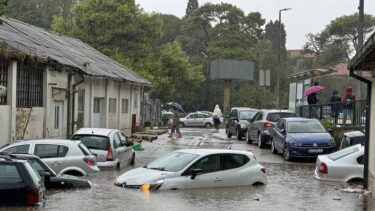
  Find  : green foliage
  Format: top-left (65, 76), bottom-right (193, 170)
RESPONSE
top-left (185, 0), bottom-right (199, 17)
top-left (320, 117), bottom-right (335, 130)
top-left (265, 20), bottom-right (287, 54)
top-left (0, 0), bottom-right (7, 17)
top-left (231, 83), bottom-right (276, 109)
top-left (155, 14), bottom-right (182, 45)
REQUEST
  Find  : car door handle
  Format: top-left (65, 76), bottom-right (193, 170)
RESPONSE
top-left (214, 178), bottom-right (221, 182)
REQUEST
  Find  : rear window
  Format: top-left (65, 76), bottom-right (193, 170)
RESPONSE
top-left (78, 143), bottom-right (92, 156)
top-left (0, 164), bottom-right (22, 184)
top-left (223, 154), bottom-right (250, 170)
top-left (72, 135), bottom-right (110, 151)
top-left (24, 162), bottom-right (42, 185)
top-left (267, 113), bottom-right (295, 122)
top-left (328, 146), bottom-right (359, 161)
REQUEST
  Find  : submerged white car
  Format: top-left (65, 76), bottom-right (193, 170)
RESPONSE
top-left (314, 144), bottom-right (364, 183)
top-left (115, 149), bottom-right (267, 190)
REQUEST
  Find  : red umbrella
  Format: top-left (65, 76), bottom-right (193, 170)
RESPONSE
top-left (304, 85), bottom-right (325, 97)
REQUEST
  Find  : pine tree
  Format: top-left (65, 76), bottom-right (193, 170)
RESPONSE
top-left (185, 0), bottom-right (199, 17)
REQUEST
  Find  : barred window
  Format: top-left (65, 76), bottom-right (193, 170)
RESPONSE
top-left (0, 59), bottom-right (7, 105)
top-left (16, 62), bottom-right (44, 107)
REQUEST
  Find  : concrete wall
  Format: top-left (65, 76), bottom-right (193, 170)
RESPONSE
top-left (0, 106), bottom-right (10, 146)
top-left (368, 79), bottom-right (375, 197)
top-left (17, 107), bottom-right (45, 140)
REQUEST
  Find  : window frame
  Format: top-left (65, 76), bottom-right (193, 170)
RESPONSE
top-left (16, 61), bottom-right (44, 107)
top-left (121, 99), bottom-right (129, 114)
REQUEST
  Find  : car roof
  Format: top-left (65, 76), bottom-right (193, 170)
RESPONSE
top-left (282, 117), bottom-right (316, 122)
top-left (74, 128), bottom-right (116, 136)
top-left (261, 109), bottom-right (295, 113)
top-left (344, 131), bottom-right (365, 138)
top-left (10, 139), bottom-right (79, 145)
top-left (175, 149), bottom-right (254, 156)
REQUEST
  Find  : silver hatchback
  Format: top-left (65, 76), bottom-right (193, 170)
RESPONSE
top-left (71, 128), bottom-right (135, 169)
top-left (0, 139), bottom-right (99, 176)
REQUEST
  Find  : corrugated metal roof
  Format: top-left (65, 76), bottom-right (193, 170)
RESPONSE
top-left (0, 17), bottom-right (151, 86)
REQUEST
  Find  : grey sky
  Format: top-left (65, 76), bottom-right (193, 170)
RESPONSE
top-left (135, 0), bottom-right (375, 49)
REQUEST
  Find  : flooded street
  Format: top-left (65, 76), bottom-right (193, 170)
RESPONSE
top-left (14, 128), bottom-right (375, 211)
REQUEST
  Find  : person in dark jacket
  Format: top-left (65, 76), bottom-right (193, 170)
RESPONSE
top-left (343, 87), bottom-right (355, 124)
top-left (329, 90), bottom-right (341, 123)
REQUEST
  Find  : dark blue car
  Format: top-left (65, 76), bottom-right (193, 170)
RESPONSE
top-left (270, 118), bottom-right (336, 161)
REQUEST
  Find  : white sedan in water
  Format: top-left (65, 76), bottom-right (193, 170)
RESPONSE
top-left (115, 149), bottom-right (267, 190)
top-left (314, 144), bottom-right (364, 183)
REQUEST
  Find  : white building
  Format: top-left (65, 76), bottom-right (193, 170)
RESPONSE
top-left (0, 17), bottom-right (151, 146)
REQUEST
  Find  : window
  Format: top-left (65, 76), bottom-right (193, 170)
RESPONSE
top-left (357, 155), bottom-right (364, 165)
top-left (276, 120), bottom-right (285, 130)
top-left (77, 90), bottom-right (85, 129)
top-left (267, 113), bottom-right (295, 122)
top-left (16, 62), bottom-right (44, 107)
top-left (72, 135), bottom-right (110, 151)
top-left (256, 113), bottom-right (263, 121)
top-left (94, 98), bottom-right (102, 113)
top-left (187, 154), bottom-right (222, 175)
top-left (2, 144), bottom-right (30, 154)
top-left (223, 154), bottom-right (250, 170)
top-left (239, 110), bottom-right (258, 120)
top-left (113, 133), bottom-right (121, 149)
top-left (28, 159), bottom-right (46, 174)
top-left (0, 164), bottom-right (22, 184)
top-left (34, 144), bottom-right (69, 158)
top-left (198, 114), bottom-right (208, 118)
top-left (146, 152), bottom-right (199, 172)
top-left (133, 91), bottom-right (139, 109)
top-left (54, 105), bottom-right (60, 129)
top-left (0, 59), bottom-right (8, 105)
top-left (109, 98), bottom-right (117, 113)
top-left (189, 114), bottom-right (198, 119)
top-left (121, 99), bottom-right (129, 113)
top-left (24, 162), bottom-right (42, 185)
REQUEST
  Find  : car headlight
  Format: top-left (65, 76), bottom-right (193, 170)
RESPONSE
top-left (240, 124), bottom-right (247, 129)
top-left (329, 138), bottom-right (336, 146)
top-left (289, 141), bottom-right (302, 147)
top-left (146, 179), bottom-right (164, 190)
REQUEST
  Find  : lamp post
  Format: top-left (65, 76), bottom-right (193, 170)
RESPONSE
top-left (276, 8), bottom-right (292, 109)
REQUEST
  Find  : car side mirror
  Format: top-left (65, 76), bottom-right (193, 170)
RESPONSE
top-left (42, 171), bottom-right (51, 183)
top-left (191, 169), bottom-right (203, 180)
top-left (124, 142), bottom-right (133, 147)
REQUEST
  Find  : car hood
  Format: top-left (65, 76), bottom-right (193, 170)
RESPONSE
top-left (115, 167), bottom-right (174, 185)
top-left (288, 133), bottom-right (332, 144)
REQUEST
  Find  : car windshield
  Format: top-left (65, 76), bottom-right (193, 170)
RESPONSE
top-left (239, 110), bottom-right (257, 120)
top-left (71, 135), bottom-right (110, 151)
top-left (267, 113), bottom-right (295, 122)
top-left (144, 152), bottom-right (199, 172)
top-left (328, 145), bottom-right (360, 161)
top-left (287, 121), bottom-right (326, 133)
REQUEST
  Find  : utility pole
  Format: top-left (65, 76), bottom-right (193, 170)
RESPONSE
top-left (276, 8), bottom-right (291, 109)
top-left (356, 0), bottom-right (364, 100)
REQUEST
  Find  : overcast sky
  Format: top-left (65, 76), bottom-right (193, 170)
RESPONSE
top-left (135, 0), bottom-right (375, 49)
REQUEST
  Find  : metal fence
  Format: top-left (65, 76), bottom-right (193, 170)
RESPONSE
top-left (142, 98), bottom-right (161, 127)
top-left (296, 100), bottom-right (367, 126)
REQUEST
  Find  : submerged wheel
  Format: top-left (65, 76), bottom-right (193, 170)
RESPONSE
top-left (283, 145), bottom-right (291, 161)
top-left (258, 133), bottom-right (264, 148)
top-left (205, 123), bottom-right (212, 129)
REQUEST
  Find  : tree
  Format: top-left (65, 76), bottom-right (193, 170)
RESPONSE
top-left (0, 0), bottom-right (7, 17)
top-left (185, 0), bottom-right (199, 17)
top-left (155, 14), bottom-right (183, 45)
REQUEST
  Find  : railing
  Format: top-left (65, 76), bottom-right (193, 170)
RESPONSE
top-left (296, 100), bottom-right (367, 126)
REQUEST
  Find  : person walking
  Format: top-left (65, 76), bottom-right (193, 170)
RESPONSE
top-left (168, 108), bottom-right (182, 138)
top-left (212, 104), bottom-right (222, 130)
top-left (307, 92), bottom-right (319, 118)
top-left (329, 90), bottom-right (341, 124)
top-left (343, 87), bottom-right (355, 124)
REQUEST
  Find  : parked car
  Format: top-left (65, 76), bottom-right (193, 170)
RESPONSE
top-left (246, 109), bottom-right (295, 147)
top-left (0, 154), bottom-right (45, 206)
top-left (197, 111), bottom-right (213, 117)
top-left (1, 153), bottom-right (92, 189)
top-left (226, 107), bottom-right (258, 140)
top-left (270, 118), bottom-right (336, 161)
top-left (340, 131), bottom-right (365, 150)
top-left (0, 139), bottom-right (99, 176)
top-left (179, 112), bottom-right (214, 128)
top-left (114, 149), bottom-right (267, 190)
top-left (314, 144), bottom-right (363, 182)
top-left (72, 128), bottom-right (135, 169)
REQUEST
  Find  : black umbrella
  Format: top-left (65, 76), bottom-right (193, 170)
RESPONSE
top-left (167, 102), bottom-right (185, 113)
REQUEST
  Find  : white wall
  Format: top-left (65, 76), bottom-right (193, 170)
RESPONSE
top-left (0, 106), bottom-right (10, 146)
top-left (368, 79), bottom-right (375, 197)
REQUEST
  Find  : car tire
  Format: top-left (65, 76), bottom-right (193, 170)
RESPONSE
top-left (130, 152), bottom-right (135, 165)
top-left (283, 145), bottom-right (291, 161)
top-left (226, 127), bottom-right (232, 138)
top-left (236, 129), bottom-right (242, 140)
top-left (258, 133), bottom-right (264, 148)
top-left (205, 123), bottom-right (212, 129)
top-left (271, 141), bottom-right (278, 154)
top-left (246, 131), bottom-right (252, 144)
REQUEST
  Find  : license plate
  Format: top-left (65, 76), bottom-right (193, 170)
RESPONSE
top-left (309, 149), bottom-right (323, 153)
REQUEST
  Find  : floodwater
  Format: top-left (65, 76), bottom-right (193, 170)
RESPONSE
top-left (4, 128), bottom-right (375, 211)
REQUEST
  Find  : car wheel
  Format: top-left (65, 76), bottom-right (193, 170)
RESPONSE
top-left (226, 127), bottom-right (232, 138)
top-left (283, 145), bottom-right (291, 161)
top-left (246, 131), bottom-right (252, 144)
top-left (271, 141), bottom-right (278, 154)
top-left (130, 152), bottom-right (135, 165)
top-left (236, 129), bottom-right (242, 140)
top-left (258, 133), bottom-right (264, 148)
top-left (205, 123), bottom-right (212, 129)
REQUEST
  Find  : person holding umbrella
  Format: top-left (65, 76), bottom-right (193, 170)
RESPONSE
top-left (304, 83), bottom-right (324, 118)
top-left (167, 102), bottom-right (184, 138)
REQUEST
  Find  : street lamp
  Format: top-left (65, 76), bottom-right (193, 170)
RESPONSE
top-left (276, 8), bottom-right (292, 109)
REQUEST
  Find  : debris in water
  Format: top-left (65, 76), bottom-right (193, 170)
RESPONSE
top-left (333, 197), bottom-right (341, 201)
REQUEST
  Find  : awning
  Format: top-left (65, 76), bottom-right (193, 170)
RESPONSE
top-left (288, 68), bottom-right (335, 82)
top-left (349, 32), bottom-right (375, 71)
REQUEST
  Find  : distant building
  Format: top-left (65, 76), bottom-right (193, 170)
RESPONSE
top-left (287, 49), bottom-right (316, 59)
top-left (0, 17), bottom-right (151, 146)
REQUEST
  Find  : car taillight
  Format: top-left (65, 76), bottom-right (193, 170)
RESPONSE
top-left (84, 157), bottom-right (96, 166)
top-left (261, 167), bottom-right (266, 174)
top-left (319, 162), bottom-right (328, 174)
top-left (106, 146), bottom-right (113, 161)
top-left (27, 188), bottom-right (39, 205)
top-left (263, 122), bottom-right (274, 128)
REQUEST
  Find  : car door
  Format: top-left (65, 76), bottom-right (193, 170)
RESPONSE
top-left (112, 132), bottom-right (126, 165)
top-left (184, 114), bottom-right (195, 126)
top-left (229, 110), bottom-right (238, 134)
top-left (250, 112), bottom-right (263, 140)
top-left (118, 132), bottom-right (132, 164)
top-left (220, 154), bottom-right (252, 186)
top-left (181, 154), bottom-right (224, 189)
top-left (273, 120), bottom-right (286, 151)
top-left (197, 114), bottom-right (208, 127)
top-left (33, 144), bottom-right (68, 174)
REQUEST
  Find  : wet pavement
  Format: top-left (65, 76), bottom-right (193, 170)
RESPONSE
top-left (8, 128), bottom-right (375, 211)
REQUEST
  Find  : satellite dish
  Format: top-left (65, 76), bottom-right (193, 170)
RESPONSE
top-left (0, 85), bottom-right (7, 97)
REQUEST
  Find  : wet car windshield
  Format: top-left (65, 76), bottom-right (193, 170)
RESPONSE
top-left (239, 110), bottom-right (257, 120)
top-left (328, 146), bottom-right (360, 161)
top-left (287, 121), bottom-right (326, 133)
top-left (145, 152), bottom-right (199, 172)
top-left (71, 135), bottom-right (110, 151)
